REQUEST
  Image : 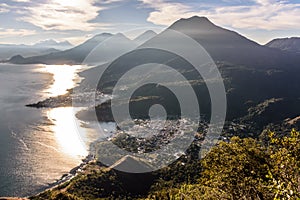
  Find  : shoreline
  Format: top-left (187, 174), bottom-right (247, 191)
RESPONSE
top-left (25, 89), bottom-right (72, 108)
top-left (21, 65), bottom-right (100, 198)
top-left (24, 96), bottom-right (104, 198)
top-left (30, 142), bottom-right (97, 199)
top-left (26, 95), bottom-right (101, 198)
top-left (0, 64), bottom-right (84, 199)
top-left (46, 153), bottom-right (95, 190)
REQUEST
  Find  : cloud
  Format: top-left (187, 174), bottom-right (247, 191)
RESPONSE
top-left (10, 0), bottom-right (31, 2)
top-left (0, 3), bottom-right (11, 13)
top-left (140, 0), bottom-right (300, 31)
top-left (0, 28), bottom-right (36, 38)
top-left (140, 0), bottom-right (193, 26)
top-left (0, 8), bottom-right (9, 13)
top-left (20, 0), bottom-right (104, 31)
top-left (101, 0), bottom-right (125, 4)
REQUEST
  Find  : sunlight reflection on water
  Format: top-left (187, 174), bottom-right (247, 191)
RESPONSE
top-left (38, 65), bottom-right (83, 97)
top-left (38, 64), bottom-right (94, 159)
top-left (47, 107), bottom-right (88, 158)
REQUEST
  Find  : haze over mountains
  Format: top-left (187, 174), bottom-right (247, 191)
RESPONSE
top-left (0, 44), bottom-right (59, 61)
top-left (32, 39), bottom-right (73, 50)
top-left (6, 31), bottom-right (157, 65)
top-left (7, 33), bottom-right (114, 64)
top-left (82, 33), bottom-right (148, 66)
top-left (266, 37), bottom-right (300, 54)
top-left (6, 17), bottom-right (299, 69)
top-left (133, 30), bottom-right (157, 44)
top-left (0, 39), bottom-right (73, 60)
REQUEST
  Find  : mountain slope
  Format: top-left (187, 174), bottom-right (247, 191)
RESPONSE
top-left (266, 37), bottom-right (300, 54)
top-left (82, 33), bottom-right (138, 65)
top-left (134, 30), bottom-right (157, 45)
top-left (166, 16), bottom-right (299, 68)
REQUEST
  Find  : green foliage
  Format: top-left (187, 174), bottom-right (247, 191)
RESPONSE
top-left (31, 163), bottom-right (127, 200)
top-left (147, 137), bottom-right (272, 200)
top-left (148, 130), bottom-right (300, 200)
top-left (198, 137), bottom-right (271, 199)
top-left (267, 129), bottom-right (300, 199)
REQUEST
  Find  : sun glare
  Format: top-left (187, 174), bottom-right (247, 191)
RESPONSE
top-left (39, 64), bottom-right (92, 158)
top-left (39, 65), bottom-right (82, 97)
top-left (47, 107), bottom-right (88, 158)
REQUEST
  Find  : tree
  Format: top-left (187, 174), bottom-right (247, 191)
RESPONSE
top-left (199, 137), bottom-right (271, 199)
top-left (267, 129), bottom-right (300, 199)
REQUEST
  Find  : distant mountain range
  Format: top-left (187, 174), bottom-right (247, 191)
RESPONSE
top-left (32, 39), bottom-right (73, 50)
top-left (7, 33), bottom-right (113, 64)
top-left (6, 17), bottom-right (299, 69)
top-left (0, 39), bottom-right (73, 60)
top-left (82, 33), bottom-right (141, 66)
top-left (266, 37), bottom-right (300, 54)
top-left (0, 45), bottom-right (59, 60)
top-left (6, 31), bottom-right (157, 65)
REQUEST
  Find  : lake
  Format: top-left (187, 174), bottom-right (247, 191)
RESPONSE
top-left (0, 64), bottom-right (97, 197)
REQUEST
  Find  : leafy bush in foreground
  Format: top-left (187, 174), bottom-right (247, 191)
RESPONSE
top-left (148, 129), bottom-right (300, 200)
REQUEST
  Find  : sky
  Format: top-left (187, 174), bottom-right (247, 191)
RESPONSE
top-left (0, 0), bottom-right (299, 45)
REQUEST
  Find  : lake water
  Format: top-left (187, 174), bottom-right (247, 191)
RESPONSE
top-left (0, 64), bottom-right (97, 197)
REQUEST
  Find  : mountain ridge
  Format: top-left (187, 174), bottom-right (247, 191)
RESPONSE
top-left (266, 37), bottom-right (300, 54)
top-left (33, 39), bottom-right (73, 50)
top-left (8, 33), bottom-right (114, 64)
top-left (6, 16), bottom-right (300, 67)
top-left (165, 16), bottom-right (299, 69)
top-left (134, 30), bottom-right (157, 45)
